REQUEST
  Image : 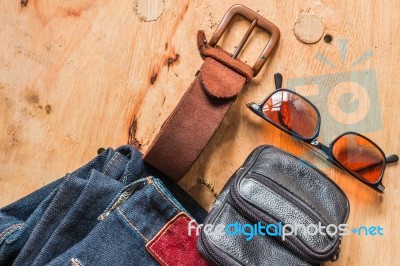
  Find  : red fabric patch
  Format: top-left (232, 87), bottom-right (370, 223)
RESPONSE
top-left (146, 212), bottom-right (210, 266)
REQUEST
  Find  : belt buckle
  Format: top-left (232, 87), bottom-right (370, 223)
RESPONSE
top-left (208, 4), bottom-right (280, 76)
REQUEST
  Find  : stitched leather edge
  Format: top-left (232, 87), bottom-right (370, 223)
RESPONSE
top-left (146, 212), bottom-right (204, 266)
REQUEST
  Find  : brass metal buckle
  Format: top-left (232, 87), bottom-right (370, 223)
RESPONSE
top-left (209, 4), bottom-right (280, 76)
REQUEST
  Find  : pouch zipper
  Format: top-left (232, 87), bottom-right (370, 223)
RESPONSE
top-left (198, 232), bottom-right (226, 266)
top-left (198, 167), bottom-right (252, 266)
top-left (250, 173), bottom-right (332, 229)
top-left (230, 179), bottom-right (328, 265)
top-left (198, 208), bottom-right (252, 266)
top-left (197, 160), bottom-right (263, 266)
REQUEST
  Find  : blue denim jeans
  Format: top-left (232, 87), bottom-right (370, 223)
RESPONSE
top-left (0, 146), bottom-right (207, 265)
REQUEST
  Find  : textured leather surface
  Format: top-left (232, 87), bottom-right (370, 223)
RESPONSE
top-left (197, 145), bottom-right (350, 266)
top-left (239, 178), bottom-right (331, 251)
top-left (200, 58), bottom-right (245, 99)
top-left (143, 31), bottom-right (253, 182)
top-left (146, 212), bottom-right (210, 266)
top-left (207, 203), bottom-right (310, 266)
top-left (248, 146), bottom-right (349, 225)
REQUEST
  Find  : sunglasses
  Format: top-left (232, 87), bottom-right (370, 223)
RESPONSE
top-left (247, 73), bottom-right (398, 193)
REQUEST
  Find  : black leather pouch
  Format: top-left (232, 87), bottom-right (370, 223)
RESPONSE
top-left (197, 145), bottom-right (350, 265)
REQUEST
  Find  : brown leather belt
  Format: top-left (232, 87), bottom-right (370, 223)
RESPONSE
top-left (144, 5), bottom-right (280, 182)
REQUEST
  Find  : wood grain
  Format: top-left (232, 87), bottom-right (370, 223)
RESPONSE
top-left (294, 14), bottom-right (324, 43)
top-left (1, 0), bottom-right (399, 265)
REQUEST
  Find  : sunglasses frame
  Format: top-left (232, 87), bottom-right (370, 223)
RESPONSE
top-left (248, 88), bottom-right (393, 193)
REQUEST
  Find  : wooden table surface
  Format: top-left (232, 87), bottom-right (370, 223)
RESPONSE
top-left (1, 0), bottom-right (399, 265)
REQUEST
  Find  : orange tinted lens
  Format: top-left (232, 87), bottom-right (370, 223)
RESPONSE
top-left (332, 134), bottom-right (385, 184)
top-left (262, 91), bottom-right (319, 139)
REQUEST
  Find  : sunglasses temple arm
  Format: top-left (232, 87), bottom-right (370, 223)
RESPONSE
top-left (274, 73), bottom-right (283, 90)
top-left (386, 154), bottom-right (399, 164)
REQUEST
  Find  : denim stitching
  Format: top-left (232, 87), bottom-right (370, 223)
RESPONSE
top-left (98, 182), bottom-right (142, 220)
top-left (151, 252), bottom-right (169, 266)
top-left (122, 159), bottom-right (132, 184)
top-left (0, 223), bottom-right (22, 242)
top-left (148, 242), bottom-right (170, 266)
top-left (122, 162), bottom-right (130, 184)
top-left (70, 257), bottom-right (83, 266)
top-left (146, 213), bottom-right (188, 266)
top-left (150, 181), bottom-right (180, 213)
top-left (117, 208), bottom-right (149, 242)
top-left (103, 153), bottom-right (120, 176)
